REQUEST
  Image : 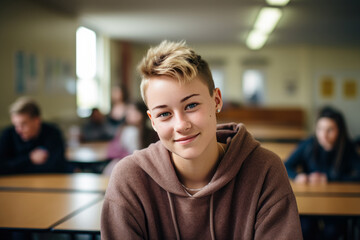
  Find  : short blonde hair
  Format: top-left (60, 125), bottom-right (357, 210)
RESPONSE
top-left (9, 97), bottom-right (41, 118)
top-left (138, 40), bottom-right (215, 103)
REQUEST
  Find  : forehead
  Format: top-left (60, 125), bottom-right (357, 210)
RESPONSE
top-left (11, 113), bottom-right (33, 123)
top-left (145, 76), bottom-right (210, 104)
top-left (317, 117), bottom-right (337, 128)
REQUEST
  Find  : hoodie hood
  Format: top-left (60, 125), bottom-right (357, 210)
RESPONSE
top-left (132, 122), bottom-right (260, 198)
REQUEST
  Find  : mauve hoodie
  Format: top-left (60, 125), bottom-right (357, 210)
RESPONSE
top-left (101, 123), bottom-right (303, 240)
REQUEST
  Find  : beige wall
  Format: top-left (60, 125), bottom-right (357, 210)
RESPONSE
top-left (191, 44), bottom-right (360, 135)
top-left (0, 0), bottom-right (78, 129)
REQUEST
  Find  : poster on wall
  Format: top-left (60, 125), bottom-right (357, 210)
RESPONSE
top-left (14, 51), bottom-right (39, 94)
top-left (343, 78), bottom-right (357, 99)
top-left (44, 57), bottom-right (76, 94)
top-left (320, 76), bottom-right (335, 98)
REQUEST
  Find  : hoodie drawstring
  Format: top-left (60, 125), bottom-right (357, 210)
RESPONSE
top-left (209, 194), bottom-right (215, 240)
top-left (167, 191), bottom-right (180, 240)
top-left (167, 192), bottom-right (216, 240)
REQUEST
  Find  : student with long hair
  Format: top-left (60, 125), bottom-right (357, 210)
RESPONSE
top-left (285, 106), bottom-right (360, 239)
top-left (286, 106), bottom-right (360, 183)
top-left (101, 41), bottom-right (302, 239)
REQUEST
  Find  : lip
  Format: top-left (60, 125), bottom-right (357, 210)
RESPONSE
top-left (174, 133), bottom-right (200, 144)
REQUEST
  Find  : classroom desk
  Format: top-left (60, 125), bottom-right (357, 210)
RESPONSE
top-left (0, 173), bottom-right (109, 193)
top-left (66, 141), bottom-right (110, 163)
top-left (0, 191), bottom-right (102, 230)
top-left (54, 199), bottom-right (104, 233)
top-left (246, 124), bottom-right (307, 142)
top-left (291, 182), bottom-right (360, 197)
top-left (296, 195), bottom-right (360, 216)
top-left (66, 141), bottom-right (111, 172)
top-left (260, 142), bottom-right (297, 161)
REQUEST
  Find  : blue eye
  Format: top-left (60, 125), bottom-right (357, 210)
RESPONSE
top-left (158, 112), bottom-right (170, 118)
top-left (186, 103), bottom-right (198, 110)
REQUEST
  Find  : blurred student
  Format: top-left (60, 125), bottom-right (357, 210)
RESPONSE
top-left (285, 106), bottom-right (360, 240)
top-left (0, 97), bottom-right (67, 174)
top-left (103, 101), bottom-right (158, 176)
top-left (285, 106), bottom-right (360, 183)
top-left (80, 108), bottom-right (113, 142)
top-left (101, 41), bottom-right (302, 239)
top-left (106, 83), bottom-right (129, 136)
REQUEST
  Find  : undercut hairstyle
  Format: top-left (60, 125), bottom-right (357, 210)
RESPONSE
top-left (138, 40), bottom-right (215, 103)
top-left (9, 97), bottom-right (41, 118)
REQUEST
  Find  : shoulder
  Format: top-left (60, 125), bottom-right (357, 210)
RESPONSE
top-left (242, 145), bottom-right (293, 193)
top-left (0, 126), bottom-right (17, 143)
top-left (248, 145), bottom-right (284, 170)
top-left (105, 152), bottom-right (150, 202)
top-left (41, 122), bottom-right (62, 135)
top-left (0, 125), bottom-right (15, 136)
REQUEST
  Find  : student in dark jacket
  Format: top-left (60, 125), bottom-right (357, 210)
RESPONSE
top-left (285, 106), bottom-right (360, 183)
top-left (285, 106), bottom-right (360, 240)
top-left (0, 97), bottom-right (68, 174)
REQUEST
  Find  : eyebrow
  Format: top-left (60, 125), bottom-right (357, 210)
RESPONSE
top-left (151, 93), bottom-right (200, 111)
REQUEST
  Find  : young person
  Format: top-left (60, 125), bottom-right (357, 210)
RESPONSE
top-left (0, 97), bottom-right (67, 174)
top-left (103, 101), bottom-right (158, 176)
top-left (285, 106), bottom-right (360, 239)
top-left (101, 41), bottom-right (302, 239)
top-left (286, 106), bottom-right (360, 183)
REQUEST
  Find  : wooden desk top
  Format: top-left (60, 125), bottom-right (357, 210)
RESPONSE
top-left (296, 195), bottom-right (360, 216)
top-left (66, 141), bottom-right (110, 163)
top-left (54, 199), bottom-right (104, 232)
top-left (246, 124), bottom-right (307, 141)
top-left (260, 142), bottom-right (297, 161)
top-left (291, 182), bottom-right (360, 196)
top-left (0, 191), bottom-right (102, 230)
top-left (0, 173), bottom-right (109, 193)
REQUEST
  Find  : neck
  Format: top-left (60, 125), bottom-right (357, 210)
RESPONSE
top-left (172, 140), bottom-right (226, 190)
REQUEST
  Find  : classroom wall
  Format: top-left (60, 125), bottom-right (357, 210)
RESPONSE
top-left (1, 0), bottom-right (359, 139)
top-left (0, 0), bottom-right (79, 129)
top-left (126, 43), bottom-right (360, 137)
top-left (192, 44), bottom-right (360, 137)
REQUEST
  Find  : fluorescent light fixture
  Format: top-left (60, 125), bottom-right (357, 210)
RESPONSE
top-left (246, 30), bottom-right (268, 50)
top-left (254, 7), bottom-right (282, 34)
top-left (266, 0), bottom-right (290, 6)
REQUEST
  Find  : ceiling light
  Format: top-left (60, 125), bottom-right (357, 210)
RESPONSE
top-left (246, 30), bottom-right (268, 50)
top-left (254, 7), bottom-right (282, 34)
top-left (266, 0), bottom-right (290, 6)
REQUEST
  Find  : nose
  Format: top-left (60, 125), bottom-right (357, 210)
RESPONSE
top-left (174, 112), bottom-right (191, 133)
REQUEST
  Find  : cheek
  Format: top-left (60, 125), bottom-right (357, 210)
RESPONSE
top-left (153, 121), bottom-right (172, 139)
top-left (329, 131), bottom-right (339, 142)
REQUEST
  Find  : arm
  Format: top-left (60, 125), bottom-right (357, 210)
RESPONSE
top-left (255, 156), bottom-right (303, 239)
top-left (101, 159), bottom-right (146, 240)
top-left (101, 198), bottom-right (145, 240)
top-left (0, 128), bottom-right (32, 174)
top-left (284, 139), bottom-right (310, 179)
top-left (31, 125), bottom-right (66, 173)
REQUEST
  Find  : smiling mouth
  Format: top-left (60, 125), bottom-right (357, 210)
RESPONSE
top-left (174, 133), bottom-right (200, 144)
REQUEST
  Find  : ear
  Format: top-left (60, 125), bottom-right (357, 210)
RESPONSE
top-left (147, 110), bottom-right (157, 132)
top-left (214, 88), bottom-right (223, 110)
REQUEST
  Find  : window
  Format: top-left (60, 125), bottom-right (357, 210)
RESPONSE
top-left (242, 69), bottom-right (266, 105)
top-left (211, 68), bottom-right (225, 94)
top-left (76, 27), bottom-right (110, 117)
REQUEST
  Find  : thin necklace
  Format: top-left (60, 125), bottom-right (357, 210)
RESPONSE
top-left (181, 142), bottom-right (226, 196)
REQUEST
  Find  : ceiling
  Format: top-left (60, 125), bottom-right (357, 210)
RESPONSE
top-left (32, 0), bottom-right (360, 48)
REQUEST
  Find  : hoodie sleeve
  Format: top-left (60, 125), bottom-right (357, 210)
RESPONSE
top-left (101, 158), bottom-right (147, 240)
top-left (254, 151), bottom-right (303, 240)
